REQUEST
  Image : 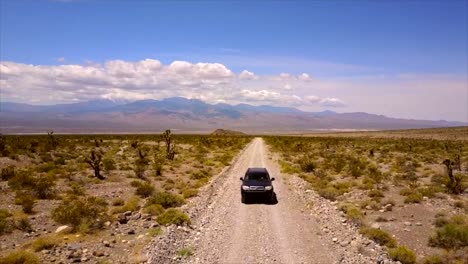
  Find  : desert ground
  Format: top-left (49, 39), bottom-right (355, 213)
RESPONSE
top-left (0, 127), bottom-right (466, 264)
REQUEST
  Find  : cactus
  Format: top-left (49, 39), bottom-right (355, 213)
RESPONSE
top-left (85, 150), bottom-right (104, 180)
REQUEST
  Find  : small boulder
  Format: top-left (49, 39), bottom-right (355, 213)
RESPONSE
top-left (55, 225), bottom-right (72, 234)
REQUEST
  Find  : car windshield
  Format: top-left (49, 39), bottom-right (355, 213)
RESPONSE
top-left (245, 172), bottom-right (269, 181)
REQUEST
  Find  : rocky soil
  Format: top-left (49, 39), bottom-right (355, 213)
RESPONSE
top-left (145, 138), bottom-right (397, 264)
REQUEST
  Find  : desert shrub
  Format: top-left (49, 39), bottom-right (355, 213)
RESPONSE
top-left (191, 169), bottom-right (210, 180)
top-left (298, 156), bottom-right (316, 173)
top-left (15, 192), bottom-right (36, 214)
top-left (15, 216), bottom-right (32, 232)
top-left (0, 250), bottom-right (40, 264)
top-left (317, 187), bottom-right (340, 201)
top-left (148, 227), bottom-right (162, 237)
top-left (157, 208), bottom-right (191, 226)
top-left (280, 161), bottom-right (300, 174)
top-left (429, 215), bottom-right (468, 249)
top-left (37, 162), bottom-right (56, 173)
top-left (421, 255), bottom-right (444, 264)
top-left (368, 189), bottom-right (384, 198)
top-left (177, 247), bottom-right (193, 257)
top-left (153, 153), bottom-right (164, 176)
top-left (112, 198), bottom-right (125, 206)
top-left (399, 188), bottom-right (414, 196)
top-left (143, 204), bottom-right (164, 216)
top-left (66, 182), bottom-right (85, 196)
top-left (102, 158), bottom-right (116, 171)
top-left (52, 195), bottom-right (108, 232)
top-left (31, 236), bottom-right (59, 252)
top-left (418, 186), bottom-right (443, 198)
top-left (54, 157), bottom-right (66, 166)
top-left (404, 192), bottom-right (423, 204)
top-left (111, 196), bottom-right (140, 214)
top-left (1, 165), bottom-right (15, 181)
top-left (360, 177), bottom-right (376, 190)
top-left (33, 174), bottom-right (56, 199)
top-left (0, 209), bottom-right (13, 235)
top-left (367, 165), bottom-right (383, 183)
top-left (359, 227), bottom-right (397, 248)
top-left (182, 188), bottom-right (198, 199)
top-left (388, 246), bottom-right (416, 264)
top-left (134, 182), bottom-right (155, 198)
top-left (339, 203), bottom-right (364, 226)
top-left (147, 192), bottom-right (184, 209)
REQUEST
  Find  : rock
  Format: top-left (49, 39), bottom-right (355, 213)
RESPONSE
top-left (332, 237), bottom-right (338, 243)
top-left (128, 229), bottom-right (136, 235)
top-left (416, 222), bottom-right (422, 226)
top-left (365, 205), bottom-right (372, 210)
top-left (118, 214), bottom-right (128, 224)
top-left (371, 223), bottom-right (381, 229)
top-left (55, 225), bottom-right (71, 234)
top-left (103, 241), bottom-right (110, 247)
top-left (404, 228), bottom-right (411, 232)
top-left (404, 221), bottom-right (412, 226)
top-left (93, 251), bottom-right (105, 257)
top-left (379, 209), bottom-right (385, 213)
top-left (124, 211), bottom-right (132, 216)
top-left (41, 249), bottom-right (50, 254)
top-left (104, 221), bottom-right (111, 227)
top-left (130, 213), bottom-right (141, 221)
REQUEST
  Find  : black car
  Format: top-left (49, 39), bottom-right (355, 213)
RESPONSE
top-left (240, 168), bottom-right (275, 203)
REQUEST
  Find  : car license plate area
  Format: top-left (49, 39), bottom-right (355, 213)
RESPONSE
top-left (249, 186), bottom-right (265, 191)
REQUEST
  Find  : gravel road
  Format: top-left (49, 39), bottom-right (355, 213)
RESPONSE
top-left (147, 138), bottom-right (394, 264)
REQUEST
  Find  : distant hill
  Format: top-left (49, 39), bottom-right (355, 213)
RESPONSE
top-left (0, 97), bottom-right (466, 133)
top-left (211, 129), bottom-right (246, 136)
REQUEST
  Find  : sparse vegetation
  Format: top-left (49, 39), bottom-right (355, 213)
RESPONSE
top-left (157, 208), bottom-right (191, 226)
top-left (359, 227), bottom-right (397, 248)
top-left (0, 250), bottom-right (40, 264)
top-left (388, 246), bottom-right (416, 264)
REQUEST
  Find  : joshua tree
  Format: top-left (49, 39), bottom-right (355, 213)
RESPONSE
top-left (442, 159), bottom-right (463, 194)
top-left (162, 130), bottom-right (177, 160)
top-left (47, 131), bottom-right (59, 150)
top-left (134, 148), bottom-right (149, 179)
top-left (85, 150), bottom-right (104, 180)
top-left (0, 134), bottom-right (8, 157)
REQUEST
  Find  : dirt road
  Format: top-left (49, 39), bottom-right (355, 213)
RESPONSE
top-left (147, 138), bottom-right (393, 264)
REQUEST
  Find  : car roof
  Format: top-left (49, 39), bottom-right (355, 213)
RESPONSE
top-left (247, 167), bottom-right (268, 173)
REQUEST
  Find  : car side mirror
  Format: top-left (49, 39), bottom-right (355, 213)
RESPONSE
top-left (271, 177), bottom-right (275, 181)
top-left (240, 177), bottom-right (243, 181)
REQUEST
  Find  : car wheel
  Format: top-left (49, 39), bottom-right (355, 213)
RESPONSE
top-left (241, 193), bottom-right (247, 203)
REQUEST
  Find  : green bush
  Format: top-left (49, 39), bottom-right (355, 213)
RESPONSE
top-left (429, 220), bottom-right (468, 249)
top-left (111, 196), bottom-right (140, 214)
top-left (339, 203), bottom-right (364, 226)
top-left (404, 192), bottom-right (423, 204)
top-left (399, 188), bottom-right (414, 196)
top-left (191, 169), bottom-right (210, 180)
top-left (0, 209), bottom-right (13, 235)
top-left (143, 204), bottom-right (164, 216)
top-left (31, 236), bottom-right (59, 252)
top-left (182, 188), bottom-right (198, 199)
top-left (359, 227), bottom-right (397, 248)
top-left (1, 165), bottom-right (15, 181)
top-left (102, 158), bottom-right (116, 171)
top-left (368, 189), bottom-right (384, 198)
top-left (317, 187), bottom-right (340, 201)
top-left (157, 208), bottom-right (191, 226)
top-left (388, 246), bottom-right (416, 264)
top-left (33, 174), bottom-right (56, 199)
top-left (15, 192), bottom-right (36, 214)
top-left (112, 198), bottom-right (125, 206)
top-left (134, 182), bottom-right (155, 198)
top-left (66, 182), bottom-right (85, 196)
top-left (0, 250), bottom-right (40, 264)
top-left (177, 247), bottom-right (193, 257)
top-left (147, 192), bottom-right (184, 209)
top-left (422, 255), bottom-right (444, 264)
top-left (52, 196), bottom-right (108, 232)
top-left (15, 216), bottom-right (32, 232)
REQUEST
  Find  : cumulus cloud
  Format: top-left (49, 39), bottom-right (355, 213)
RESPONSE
top-left (0, 59), bottom-right (345, 109)
top-left (319, 98), bottom-right (346, 107)
top-left (239, 70), bottom-right (258, 80)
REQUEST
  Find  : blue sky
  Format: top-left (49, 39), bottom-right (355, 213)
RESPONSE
top-left (1, 0), bottom-right (467, 121)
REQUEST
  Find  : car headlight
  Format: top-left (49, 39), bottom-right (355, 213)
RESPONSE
top-left (242, 186), bottom-right (250, 191)
top-left (265, 186), bottom-right (273, 191)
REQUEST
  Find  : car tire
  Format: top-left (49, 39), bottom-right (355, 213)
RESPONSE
top-left (241, 193), bottom-right (247, 203)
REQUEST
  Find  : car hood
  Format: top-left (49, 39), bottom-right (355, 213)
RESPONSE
top-left (242, 180), bottom-right (272, 187)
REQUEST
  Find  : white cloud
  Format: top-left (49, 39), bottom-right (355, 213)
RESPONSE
top-left (57, 57), bottom-right (66, 62)
top-left (299, 73), bottom-right (311, 81)
top-left (0, 59), bottom-right (345, 110)
top-left (319, 98), bottom-right (346, 107)
top-left (239, 70), bottom-right (258, 80)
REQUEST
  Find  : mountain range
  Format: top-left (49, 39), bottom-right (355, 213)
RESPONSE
top-left (1, 97), bottom-right (466, 134)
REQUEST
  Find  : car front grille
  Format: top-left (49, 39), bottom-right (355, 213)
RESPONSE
top-left (249, 186), bottom-right (265, 191)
